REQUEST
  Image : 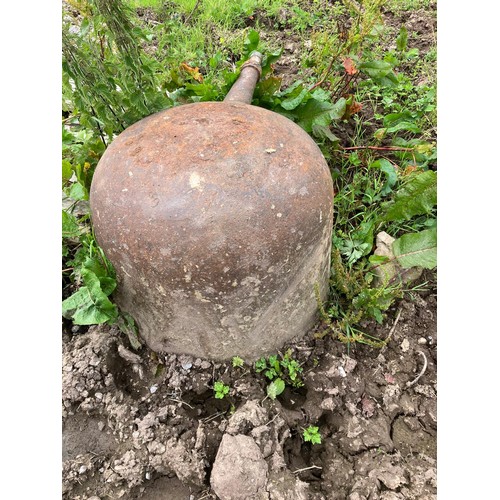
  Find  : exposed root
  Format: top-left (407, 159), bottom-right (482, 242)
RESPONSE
top-left (382, 307), bottom-right (403, 348)
top-left (292, 465), bottom-right (323, 474)
top-left (406, 351), bottom-right (428, 388)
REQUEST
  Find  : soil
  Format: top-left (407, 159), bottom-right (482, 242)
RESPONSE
top-left (62, 2), bottom-right (437, 499)
top-left (62, 273), bottom-right (436, 500)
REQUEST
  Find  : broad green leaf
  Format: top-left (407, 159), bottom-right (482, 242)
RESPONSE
top-left (297, 97), bottom-right (346, 133)
top-left (63, 276), bottom-right (115, 321)
top-left (62, 210), bottom-right (81, 238)
top-left (296, 98), bottom-right (333, 131)
top-left (62, 128), bottom-right (74, 146)
top-left (62, 286), bottom-right (115, 324)
top-left (81, 268), bottom-right (117, 304)
top-left (311, 87), bottom-right (332, 101)
top-left (358, 60), bottom-right (393, 78)
top-left (255, 76), bottom-right (282, 99)
top-left (396, 26), bottom-right (408, 52)
top-left (62, 160), bottom-right (73, 181)
top-left (62, 287), bottom-right (91, 318)
top-left (185, 83), bottom-right (218, 101)
top-left (280, 87), bottom-right (309, 110)
top-left (262, 49), bottom-right (282, 77)
top-left (82, 255), bottom-right (113, 281)
top-left (62, 267), bottom-right (118, 325)
top-left (267, 378), bottom-right (285, 400)
top-left (243, 30), bottom-right (259, 55)
top-left (278, 80), bottom-right (303, 97)
top-left (386, 121), bottom-right (420, 134)
top-left (68, 182), bottom-right (88, 201)
top-left (330, 97), bottom-right (348, 120)
top-left (382, 170), bottom-right (437, 222)
top-left (383, 111), bottom-right (418, 131)
top-left (373, 308), bottom-right (383, 324)
top-left (375, 72), bottom-right (399, 87)
top-left (312, 124), bottom-right (340, 143)
top-left (98, 277), bottom-right (117, 296)
top-left (359, 60), bottom-right (398, 87)
top-left (406, 48), bottom-right (420, 58)
top-left (393, 228), bottom-right (437, 269)
top-left (370, 159), bottom-right (397, 195)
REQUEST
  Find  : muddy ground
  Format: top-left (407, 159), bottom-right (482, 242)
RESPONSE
top-left (62, 273), bottom-right (436, 499)
top-left (62, 3), bottom-right (437, 499)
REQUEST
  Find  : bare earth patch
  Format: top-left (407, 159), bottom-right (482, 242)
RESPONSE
top-left (62, 274), bottom-right (436, 499)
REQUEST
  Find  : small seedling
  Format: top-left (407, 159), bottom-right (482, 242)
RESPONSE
top-left (232, 356), bottom-right (244, 368)
top-left (266, 378), bottom-right (285, 400)
top-left (254, 350), bottom-right (304, 389)
top-left (213, 381), bottom-right (230, 399)
top-left (303, 425), bottom-right (322, 445)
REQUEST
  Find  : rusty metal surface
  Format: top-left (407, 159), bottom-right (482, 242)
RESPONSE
top-left (224, 52), bottom-right (262, 104)
top-left (90, 101), bottom-right (334, 360)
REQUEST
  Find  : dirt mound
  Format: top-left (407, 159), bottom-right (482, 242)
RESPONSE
top-left (62, 285), bottom-right (436, 499)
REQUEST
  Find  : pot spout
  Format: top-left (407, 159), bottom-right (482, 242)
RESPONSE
top-left (223, 51), bottom-right (263, 104)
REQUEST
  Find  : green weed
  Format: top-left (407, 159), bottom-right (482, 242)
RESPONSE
top-left (232, 356), bottom-right (245, 368)
top-left (303, 425), bottom-right (322, 445)
top-left (255, 350), bottom-right (304, 399)
top-left (214, 381), bottom-right (230, 399)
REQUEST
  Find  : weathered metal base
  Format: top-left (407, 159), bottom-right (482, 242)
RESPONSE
top-left (90, 101), bottom-right (333, 361)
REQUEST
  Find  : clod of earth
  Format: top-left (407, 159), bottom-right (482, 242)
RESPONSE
top-left (63, 287), bottom-right (436, 499)
top-left (211, 434), bottom-right (269, 499)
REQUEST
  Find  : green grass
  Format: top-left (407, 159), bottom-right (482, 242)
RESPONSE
top-left (128, 0), bottom-right (163, 8)
top-left (386, 0), bottom-right (436, 12)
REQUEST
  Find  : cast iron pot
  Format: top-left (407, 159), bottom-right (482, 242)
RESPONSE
top-left (90, 53), bottom-right (334, 361)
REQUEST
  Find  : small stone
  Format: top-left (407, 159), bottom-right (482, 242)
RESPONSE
top-left (71, 325), bottom-right (81, 334)
top-left (95, 392), bottom-right (103, 400)
top-left (98, 421), bottom-right (106, 431)
top-left (338, 366), bottom-right (347, 378)
top-left (150, 385), bottom-right (158, 394)
top-left (418, 337), bottom-right (428, 345)
top-left (89, 355), bottom-right (101, 367)
top-left (181, 362), bottom-right (193, 370)
top-left (78, 465), bottom-right (87, 474)
top-left (145, 472), bottom-right (151, 480)
top-left (118, 344), bottom-right (142, 365)
top-left (401, 338), bottom-right (410, 352)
